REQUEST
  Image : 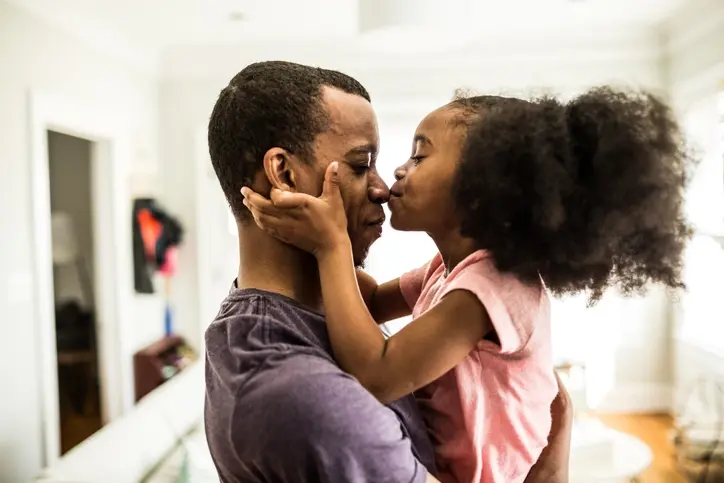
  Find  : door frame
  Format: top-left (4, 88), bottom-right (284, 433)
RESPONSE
top-left (28, 91), bottom-right (133, 465)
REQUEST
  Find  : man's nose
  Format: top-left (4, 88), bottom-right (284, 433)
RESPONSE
top-left (368, 172), bottom-right (390, 204)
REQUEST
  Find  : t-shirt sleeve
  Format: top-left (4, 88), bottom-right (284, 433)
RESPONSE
top-left (441, 263), bottom-right (538, 354)
top-left (399, 259), bottom-right (434, 310)
top-left (238, 371), bottom-right (429, 483)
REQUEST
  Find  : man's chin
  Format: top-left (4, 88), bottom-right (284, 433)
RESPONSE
top-left (352, 244), bottom-right (370, 269)
top-left (353, 251), bottom-right (366, 269)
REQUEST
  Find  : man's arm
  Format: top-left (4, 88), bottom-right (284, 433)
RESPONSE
top-left (523, 372), bottom-right (573, 483)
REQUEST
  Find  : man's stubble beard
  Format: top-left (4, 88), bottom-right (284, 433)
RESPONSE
top-left (353, 245), bottom-right (369, 270)
top-left (353, 255), bottom-right (366, 270)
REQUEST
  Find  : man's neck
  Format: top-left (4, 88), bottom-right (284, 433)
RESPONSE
top-left (236, 224), bottom-right (323, 312)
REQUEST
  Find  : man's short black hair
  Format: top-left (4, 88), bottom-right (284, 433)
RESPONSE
top-left (208, 61), bottom-right (371, 220)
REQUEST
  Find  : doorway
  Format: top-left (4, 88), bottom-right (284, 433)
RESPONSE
top-left (30, 91), bottom-right (131, 466)
top-left (47, 131), bottom-right (103, 453)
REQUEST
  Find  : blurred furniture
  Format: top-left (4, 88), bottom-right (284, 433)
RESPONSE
top-left (36, 361), bottom-right (204, 483)
top-left (675, 425), bottom-right (724, 482)
top-left (134, 335), bottom-right (196, 402)
top-left (144, 430), bottom-right (217, 482)
top-left (570, 419), bottom-right (653, 483)
top-left (674, 377), bottom-right (724, 481)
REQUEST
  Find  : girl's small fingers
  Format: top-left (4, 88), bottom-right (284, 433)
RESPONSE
top-left (250, 208), bottom-right (277, 231)
top-left (244, 188), bottom-right (304, 219)
top-left (244, 190), bottom-right (276, 211)
top-left (270, 188), bottom-right (308, 209)
top-left (249, 208), bottom-right (295, 244)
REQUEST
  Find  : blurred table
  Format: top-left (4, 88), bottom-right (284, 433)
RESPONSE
top-left (570, 419), bottom-right (653, 483)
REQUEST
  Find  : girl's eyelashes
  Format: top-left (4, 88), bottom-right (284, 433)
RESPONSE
top-left (410, 155), bottom-right (426, 165)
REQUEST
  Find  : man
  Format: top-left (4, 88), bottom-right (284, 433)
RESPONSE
top-left (204, 60), bottom-right (572, 482)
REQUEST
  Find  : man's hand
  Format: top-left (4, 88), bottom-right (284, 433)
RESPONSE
top-left (524, 371), bottom-right (573, 483)
top-left (242, 162), bottom-right (349, 257)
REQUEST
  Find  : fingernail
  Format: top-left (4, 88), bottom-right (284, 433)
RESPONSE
top-left (240, 187), bottom-right (248, 197)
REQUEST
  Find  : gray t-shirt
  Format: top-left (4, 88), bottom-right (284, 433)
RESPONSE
top-left (204, 287), bottom-right (436, 483)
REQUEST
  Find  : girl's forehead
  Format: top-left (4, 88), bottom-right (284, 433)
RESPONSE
top-left (414, 107), bottom-right (468, 144)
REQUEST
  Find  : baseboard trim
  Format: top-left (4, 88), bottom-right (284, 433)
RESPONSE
top-left (593, 383), bottom-right (674, 414)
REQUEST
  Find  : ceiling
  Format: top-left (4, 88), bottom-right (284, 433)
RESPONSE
top-left (10, 0), bottom-right (689, 57)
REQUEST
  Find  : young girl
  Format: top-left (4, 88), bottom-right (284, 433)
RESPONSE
top-left (241, 87), bottom-right (692, 483)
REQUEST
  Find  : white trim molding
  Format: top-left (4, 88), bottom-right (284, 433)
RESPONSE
top-left (28, 90), bottom-right (134, 465)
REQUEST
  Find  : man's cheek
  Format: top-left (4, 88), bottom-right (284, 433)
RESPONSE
top-left (336, 185), bottom-right (358, 236)
top-left (336, 178), bottom-right (352, 213)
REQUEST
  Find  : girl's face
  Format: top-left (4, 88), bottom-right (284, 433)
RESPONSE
top-left (388, 106), bottom-right (465, 235)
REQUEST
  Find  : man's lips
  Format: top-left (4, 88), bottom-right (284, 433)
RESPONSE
top-left (367, 216), bottom-right (386, 226)
top-left (366, 216), bottom-right (385, 237)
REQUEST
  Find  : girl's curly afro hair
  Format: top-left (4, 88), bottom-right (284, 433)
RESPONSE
top-left (450, 87), bottom-right (695, 302)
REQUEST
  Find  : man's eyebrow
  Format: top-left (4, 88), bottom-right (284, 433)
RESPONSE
top-left (344, 144), bottom-right (378, 158)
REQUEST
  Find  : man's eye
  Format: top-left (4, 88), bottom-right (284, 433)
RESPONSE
top-left (352, 165), bottom-right (369, 175)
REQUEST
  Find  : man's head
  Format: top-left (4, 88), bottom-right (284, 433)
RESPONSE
top-left (208, 61), bottom-right (389, 265)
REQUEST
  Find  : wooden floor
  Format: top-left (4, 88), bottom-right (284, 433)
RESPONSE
top-left (58, 367), bottom-right (103, 454)
top-left (597, 413), bottom-right (688, 483)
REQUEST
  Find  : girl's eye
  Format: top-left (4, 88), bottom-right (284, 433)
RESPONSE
top-left (410, 156), bottom-right (425, 165)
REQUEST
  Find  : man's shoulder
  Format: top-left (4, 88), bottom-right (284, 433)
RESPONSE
top-left (205, 287), bottom-right (329, 351)
top-left (208, 287), bottom-right (324, 325)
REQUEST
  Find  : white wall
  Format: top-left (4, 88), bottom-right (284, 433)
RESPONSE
top-left (0, 2), bottom-right (161, 481)
top-left (664, 0), bottom-right (724, 107)
top-left (158, 28), bottom-right (674, 411)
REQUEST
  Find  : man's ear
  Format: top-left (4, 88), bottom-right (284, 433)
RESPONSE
top-left (262, 147), bottom-right (298, 192)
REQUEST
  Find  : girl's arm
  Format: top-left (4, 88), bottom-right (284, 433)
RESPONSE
top-left (356, 270), bottom-right (411, 324)
top-left (320, 243), bottom-right (493, 404)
